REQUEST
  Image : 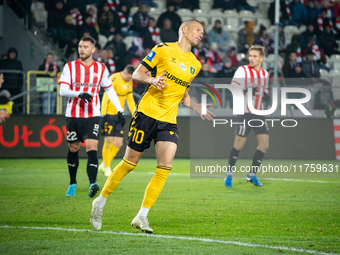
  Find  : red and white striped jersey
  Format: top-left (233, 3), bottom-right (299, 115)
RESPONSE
top-left (59, 59), bottom-right (112, 118)
top-left (231, 64), bottom-right (269, 114)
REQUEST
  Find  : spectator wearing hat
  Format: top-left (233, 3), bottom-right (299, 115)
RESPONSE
top-left (156, 1), bottom-right (182, 34)
top-left (306, 0), bottom-right (319, 24)
top-left (238, 20), bottom-right (255, 53)
top-left (317, 8), bottom-right (336, 34)
top-left (47, 1), bottom-right (69, 44)
top-left (58, 15), bottom-right (79, 59)
top-left (255, 25), bottom-right (273, 54)
top-left (0, 47), bottom-right (23, 113)
top-left (79, 14), bottom-right (99, 41)
top-left (226, 46), bottom-right (238, 68)
top-left (217, 56), bottom-right (235, 79)
top-left (217, 56), bottom-right (235, 109)
top-left (290, 0), bottom-right (308, 26)
top-left (213, 0), bottom-right (235, 10)
top-left (97, 2), bottom-right (121, 38)
top-left (105, 33), bottom-right (127, 71)
top-left (319, 25), bottom-right (340, 57)
top-left (300, 23), bottom-right (319, 48)
top-left (208, 19), bottom-right (231, 53)
top-left (271, 23), bottom-right (289, 54)
top-left (302, 49), bottom-right (320, 82)
top-left (207, 42), bottom-right (223, 71)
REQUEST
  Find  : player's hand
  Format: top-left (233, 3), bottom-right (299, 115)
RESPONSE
top-left (152, 71), bottom-right (167, 91)
top-left (117, 111), bottom-right (125, 127)
top-left (78, 92), bottom-right (93, 103)
top-left (193, 103), bottom-right (216, 121)
top-left (0, 111), bottom-right (10, 123)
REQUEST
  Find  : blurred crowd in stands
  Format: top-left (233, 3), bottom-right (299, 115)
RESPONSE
top-left (1, 0), bottom-right (340, 116)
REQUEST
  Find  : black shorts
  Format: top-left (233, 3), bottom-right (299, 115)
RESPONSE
top-left (126, 112), bottom-right (178, 152)
top-left (101, 114), bottom-right (124, 137)
top-left (234, 113), bottom-right (269, 137)
top-left (66, 117), bottom-right (101, 143)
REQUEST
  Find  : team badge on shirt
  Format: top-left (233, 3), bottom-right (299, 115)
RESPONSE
top-left (190, 67), bottom-right (196, 75)
top-left (146, 51), bottom-right (156, 61)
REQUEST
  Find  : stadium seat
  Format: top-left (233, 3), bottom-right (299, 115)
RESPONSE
top-left (333, 62), bottom-right (340, 70)
top-left (283, 25), bottom-right (300, 36)
top-left (98, 34), bottom-right (108, 49)
top-left (228, 39), bottom-right (238, 53)
top-left (130, 6), bottom-right (138, 15)
top-left (319, 68), bottom-right (329, 78)
top-left (226, 18), bottom-right (239, 29)
top-left (208, 9), bottom-right (224, 23)
top-left (330, 54), bottom-right (340, 62)
top-left (239, 10), bottom-right (255, 19)
top-left (224, 9), bottom-right (238, 17)
top-left (197, 17), bottom-right (209, 26)
top-left (257, 18), bottom-right (271, 29)
top-left (236, 53), bottom-right (245, 61)
top-left (193, 9), bottom-right (209, 18)
top-left (154, 0), bottom-right (165, 11)
top-left (199, 2), bottom-right (212, 12)
top-left (123, 36), bottom-right (134, 50)
top-left (177, 8), bottom-right (193, 18)
top-left (32, 10), bottom-right (48, 27)
top-left (211, 17), bottom-right (226, 26)
top-left (225, 25), bottom-right (238, 42)
top-left (299, 25), bottom-right (307, 33)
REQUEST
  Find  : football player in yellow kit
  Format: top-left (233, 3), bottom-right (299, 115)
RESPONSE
top-left (98, 65), bottom-right (136, 177)
top-left (91, 20), bottom-right (215, 233)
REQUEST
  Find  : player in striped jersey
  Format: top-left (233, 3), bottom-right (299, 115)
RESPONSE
top-left (59, 36), bottom-right (125, 198)
top-left (224, 45), bottom-right (270, 188)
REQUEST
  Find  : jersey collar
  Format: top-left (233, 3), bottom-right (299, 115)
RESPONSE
top-left (77, 59), bottom-right (95, 68)
top-left (247, 64), bottom-right (262, 73)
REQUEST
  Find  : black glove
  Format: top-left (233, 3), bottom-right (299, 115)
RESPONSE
top-left (78, 92), bottom-right (93, 103)
top-left (117, 111), bottom-right (125, 127)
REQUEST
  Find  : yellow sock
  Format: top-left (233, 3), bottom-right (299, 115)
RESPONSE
top-left (102, 141), bottom-right (113, 168)
top-left (110, 144), bottom-right (120, 161)
top-left (141, 165), bottom-right (171, 209)
top-left (101, 158), bottom-right (136, 198)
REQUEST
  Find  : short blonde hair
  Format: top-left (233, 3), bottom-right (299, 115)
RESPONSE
top-left (248, 45), bottom-right (265, 56)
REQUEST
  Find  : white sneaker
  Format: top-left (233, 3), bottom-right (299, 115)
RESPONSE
top-left (104, 169), bottom-right (112, 177)
top-left (90, 201), bottom-right (103, 231)
top-left (131, 216), bottom-right (153, 233)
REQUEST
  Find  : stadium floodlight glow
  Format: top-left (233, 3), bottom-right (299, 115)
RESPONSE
top-left (202, 84), bottom-right (312, 116)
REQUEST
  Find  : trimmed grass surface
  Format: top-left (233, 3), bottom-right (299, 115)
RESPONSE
top-left (0, 159), bottom-right (339, 254)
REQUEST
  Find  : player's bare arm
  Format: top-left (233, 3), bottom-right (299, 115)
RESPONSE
top-left (180, 88), bottom-right (215, 121)
top-left (132, 64), bottom-right (167, 91)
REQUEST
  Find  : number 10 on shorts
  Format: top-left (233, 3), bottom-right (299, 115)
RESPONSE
top-left (129, 127), bottom-right (144, 144)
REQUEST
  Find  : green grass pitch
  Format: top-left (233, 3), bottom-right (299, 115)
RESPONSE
top-left (0, 158), bottom-right (339, 254)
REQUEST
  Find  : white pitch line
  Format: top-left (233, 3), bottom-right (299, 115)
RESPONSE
top-left (0, 225), bottom-right (338, 255)
top-left (140, 172), bottom-right (340, 183)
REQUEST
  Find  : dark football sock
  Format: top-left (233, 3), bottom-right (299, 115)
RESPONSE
top-left (251, 149), bottom-right (265, 173)
top-left (227, 147), bottom-right (239, 174)
top-left (87, 150), bottom-right (98, 184)
top-left (67, 150), bottom-right (79, 185)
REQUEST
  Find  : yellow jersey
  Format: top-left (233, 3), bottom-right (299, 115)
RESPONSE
top-left (137, 42), bottom-right (201, 124)
top-left (101, 72), bottom-right (135, 115)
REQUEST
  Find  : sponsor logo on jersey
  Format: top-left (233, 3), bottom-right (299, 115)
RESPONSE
top-left (73, 82), bottom-right (98, 88)
top-left (146, 51), bottom-right (156, 61)
top-left (166, 72), bottom-right (190, 88)
top-left (180, 62), bottom-right (187, 71)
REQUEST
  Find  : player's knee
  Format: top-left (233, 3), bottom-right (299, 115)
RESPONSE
top-left (259, 142), bottom-right (269, 152)
top-left (69, 143), bottom-right (80, 153)
top-left (113, 140), bottom-right (123, 148)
